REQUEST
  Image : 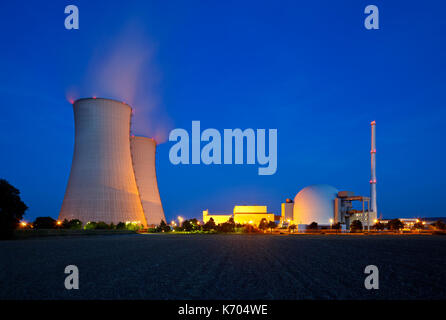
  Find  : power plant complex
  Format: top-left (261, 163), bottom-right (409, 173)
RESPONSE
top-left (279, 121), bottom-right (378, 230)
top-left (59, 97), bottom-right (377, 231)
top-left (59, 98), bottom-right (165, 227)
top-left (204, 121), bottom-right (379, 230)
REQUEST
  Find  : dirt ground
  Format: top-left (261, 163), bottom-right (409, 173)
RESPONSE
top-left (0, 234), bottom-right (445, 299)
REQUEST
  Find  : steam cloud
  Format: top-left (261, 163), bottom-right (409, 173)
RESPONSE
top-left (66, 22), bottom-right (172, 143)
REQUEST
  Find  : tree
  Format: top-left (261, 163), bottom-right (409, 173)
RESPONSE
top-left (84, 221), bottom-right (97, 230)
top-left (116, 222), bottom-right (126, 230)
top-left (258, 218), bottom-right (268, 233)
top-left (267, 221), bottom-right (276, 233)
top-left (431, 220), bottom-right (446, 230)
top-left (350, 220), bottom-right (363, 232)
top-left (156, 220), bottom-right (171, 232)
top-left (62, 218), bottom-right (70, 229)
top-left (0, 179), bottom-right (28, 239)
top-left (373, 221), bottom-right (385, 231)
top-left (289, 224), bottom-right (297, 233)
top-left (307, 222), bottom-right (318, 230)
top-left (332, 222), bottom-right (341, 230)
top-left (182, 219), bottom-right (194, 232)
top-left (331, 222), bottom-right (341, 233)
top-left (243, 224), bottom-right (258, 233)
top-left (203, 218), bottom-right (216, 231)
top-left (412, 222), bottom-right (424, 230)
top-left (218, 218), bottom-right (235, 233)
top-left (62, 219), bottom-right (83, 229)
top-left (33, 217), bottom-right (56, 229)
top-left (95, 221), bottom-right (109, 229)
top-left (387, 219), bottom-right (404, 231)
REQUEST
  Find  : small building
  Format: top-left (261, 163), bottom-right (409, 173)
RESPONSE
top-left (233, 205), bottom-right (276, 225)
top-left (202, 209), bottom-right (232, 225)
top-left (203, 205), bottom-right (277, 226)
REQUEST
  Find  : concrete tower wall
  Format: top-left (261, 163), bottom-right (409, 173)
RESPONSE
top-left (130, 136), bottom-right (165, 226)
top-left (59, 98), bottom-right (147, 226)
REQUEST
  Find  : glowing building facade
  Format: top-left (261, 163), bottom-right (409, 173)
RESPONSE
top-left (203, 205), bottom-right (277, 225)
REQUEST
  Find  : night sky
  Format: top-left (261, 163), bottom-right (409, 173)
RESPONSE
top-left (0, 1), bottom-right (445, 222)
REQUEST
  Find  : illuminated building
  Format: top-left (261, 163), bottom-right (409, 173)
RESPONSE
top-left (202, 210), bottom-right (232, 225)
top-left (280, 199), bottom-right (293, 226)
top-left (233, 206), bottom-right (276, 225)
top-left (203, 206), bottom-right (278, 226)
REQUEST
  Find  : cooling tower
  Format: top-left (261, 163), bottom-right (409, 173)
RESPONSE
top-left (130, 136), bottom-right (165, 226)
top-left (59, 98), bottom-right (147, 226)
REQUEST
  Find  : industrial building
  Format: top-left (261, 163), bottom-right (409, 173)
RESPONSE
top-left (203, 205), bottom-right (279, 225)
top-left (59, 98), bottom-right (165, 227)
top-left (280, 121), bottom-right (379, 230)
top-left (280, 185), bottom-right (376, 229)
top-left (203, 121), bottom-right (379, 231)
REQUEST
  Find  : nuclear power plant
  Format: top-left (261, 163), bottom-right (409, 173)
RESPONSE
top-left (204, 121), bottom-right (379, 231)
top-left (59, 98), bottom-right (165, 227)
top-left (280, 121), bottom-right (378, 230)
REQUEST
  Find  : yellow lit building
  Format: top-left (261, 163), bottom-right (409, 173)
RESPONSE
top-left (233, 205), bottom-right (275, 225)
top-left (202, 209), bottom-right (232, 225)
top-left (203, 206), bottom-right (277, 226)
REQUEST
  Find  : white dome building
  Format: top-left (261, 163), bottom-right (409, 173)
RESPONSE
top-left (293, 184), bottom-right (339, 225)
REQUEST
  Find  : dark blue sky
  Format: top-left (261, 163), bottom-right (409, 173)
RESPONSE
top-left (0, 1), bottom-right (445, 222)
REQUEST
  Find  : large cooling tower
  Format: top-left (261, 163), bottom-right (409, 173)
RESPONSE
top-left (130, 136), bottom-right (165, 226)
top-left (59, 98), bottom-right (147, 226)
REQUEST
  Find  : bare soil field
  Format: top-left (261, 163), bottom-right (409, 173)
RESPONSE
top-left (0, 234), bottom-right (445, 299)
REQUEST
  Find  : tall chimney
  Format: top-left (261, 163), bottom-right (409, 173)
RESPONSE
top-left (370, 121), bottom-right (377, 215)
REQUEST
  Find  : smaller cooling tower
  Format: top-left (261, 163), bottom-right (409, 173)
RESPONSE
top-left (131, 136), bottom-right (165, 226)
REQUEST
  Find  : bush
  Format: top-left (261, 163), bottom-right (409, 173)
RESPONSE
top-left (307, 222), bottom-right (318, 230)
top-left (125, 222), bottom-right (142, 231)
top-left (412, 222), bottom-right (424, 230)
top-left (373, 221), bottom-right (386, 231)
top-left (243, 224), bottom-right (260, 233)
top-left (33, 217), bottom-right (57, 229)
top-left (116, 222), bottom-right (126, 230)
top-left (0, 179), bottom-right (28, 239)
top-left (387, 219), bottom-right (404, 231)
top-left (258, 218), bottom-right (268, 232)
top-left (350, 220), bottom-right (363, 232)
top-left (95, 221), bottom-right (110, 230)
top-left (84, 222), bottom-right (97, 230)
top-left (218, 220), bottom-right (235, 233)
top-left (62, 219), bottom-right (83, 230)
top-left (203, 218), bottom-right (216, 231)
top-left (431, 220), bottom-right (446, 230)
top-left (332, 222), bottom-right (341, 230)
top-left (155, 220), bottom-right (171, 232)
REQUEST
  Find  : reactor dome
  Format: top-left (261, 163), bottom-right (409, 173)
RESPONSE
top-left (293, 184), bottom-right (339, 225)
